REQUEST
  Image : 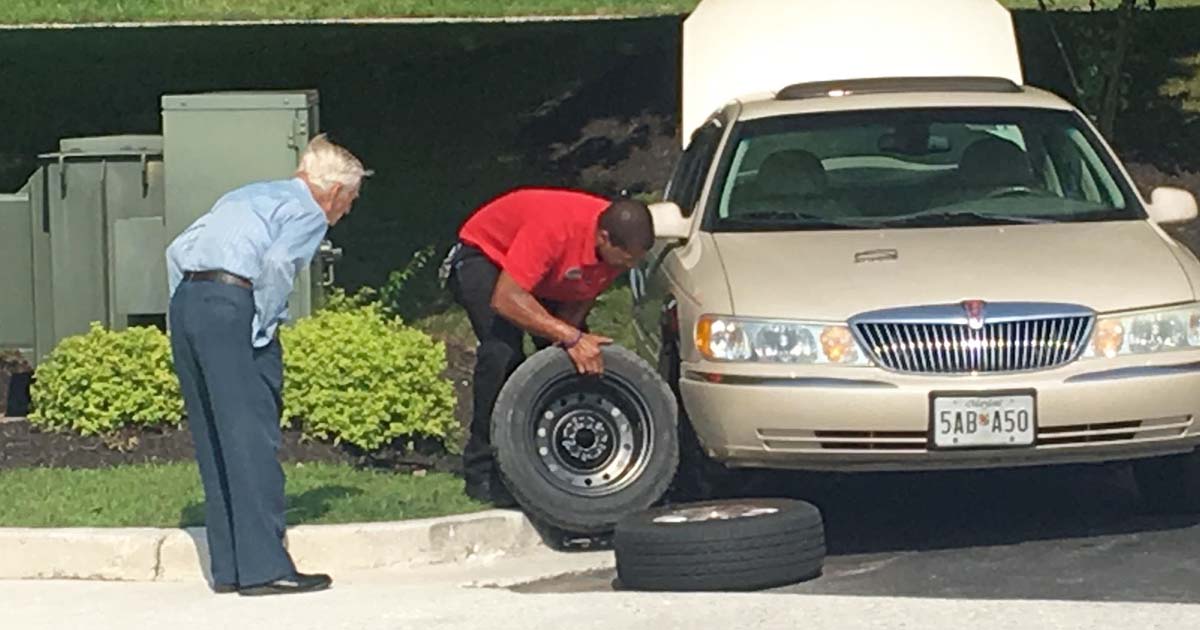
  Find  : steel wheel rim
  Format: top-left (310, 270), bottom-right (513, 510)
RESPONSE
top-left (651, 502), bottom-right (781, 524)
top-left (529, 373), bottom-right (654, 497)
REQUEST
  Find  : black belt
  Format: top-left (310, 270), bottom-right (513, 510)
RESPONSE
top-left (183, 270), bottom-right (252, 289)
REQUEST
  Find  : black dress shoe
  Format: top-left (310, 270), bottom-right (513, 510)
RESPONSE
top-left (212, 583), bottom-right (238, 594)
top-left (237, 573), bottom-right (332, 597)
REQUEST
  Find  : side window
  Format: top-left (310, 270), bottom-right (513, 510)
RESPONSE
top-left (666, 121), bottom-right (723, 217)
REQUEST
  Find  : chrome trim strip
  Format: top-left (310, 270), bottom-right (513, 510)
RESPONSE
top-left (768, 437), bottom-right (928, 445)
top-left (850, 302), bottom-right (1096, 326)
top-left (1065, 361), bottom-right (1200, 383)
top-left (683, 371), bottom-right (898, 389)
top-left (1040, 423), bottom-right (1190, 439)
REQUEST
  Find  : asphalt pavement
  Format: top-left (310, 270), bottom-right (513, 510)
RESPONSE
top-left (6, 461), bottom-right (1199, 629)
top-left (515, 462), bottom-right (1200, 603)
top-left (4, 545), bottom-right (1199, 630)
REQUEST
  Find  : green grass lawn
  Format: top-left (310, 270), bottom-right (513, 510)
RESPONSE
top-left (0, 462), bottom-right (485, 528)
top-left (5, 0), bottom-right (1200, 25)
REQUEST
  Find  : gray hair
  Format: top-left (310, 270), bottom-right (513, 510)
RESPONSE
top-left (296, 134), bottom-right (372, 191)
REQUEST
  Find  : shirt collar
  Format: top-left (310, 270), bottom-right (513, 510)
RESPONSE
top-left (580, 210), bottom-right (601, 267)
top-left (292, 177), bottom-right (326, 219)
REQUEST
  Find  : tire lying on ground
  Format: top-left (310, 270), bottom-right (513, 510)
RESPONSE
top-left (613, 498), bottom-right (825, 592)
top-left (492, 345), bottom-right (679, 535)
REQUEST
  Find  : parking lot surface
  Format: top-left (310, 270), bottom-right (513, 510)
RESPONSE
top-left (515, 463), bottom-right (1200, 603)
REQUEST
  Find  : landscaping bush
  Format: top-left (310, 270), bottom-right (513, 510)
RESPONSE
top-left (280, 302), bottom-right (459, 453)
top-left (28, 324), bottom-right (184, 436)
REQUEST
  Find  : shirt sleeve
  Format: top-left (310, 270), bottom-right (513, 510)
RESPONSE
top-left (501, 223), bottom-right (564, 292)
top-left (165, 240), bottom-right (183, 300)
top-left (253, 205), bottom-right (329, 339)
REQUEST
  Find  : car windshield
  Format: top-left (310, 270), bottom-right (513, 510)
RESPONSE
top-left (706, 107), bottom-right (1143, 232)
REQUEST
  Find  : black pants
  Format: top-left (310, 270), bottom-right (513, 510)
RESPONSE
top-left (168, 279), bottom-right (296, 587)
top-left (446, 244), bottom-right (580, 485)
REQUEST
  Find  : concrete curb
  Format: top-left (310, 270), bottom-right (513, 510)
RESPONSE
top-left (0, 510), bottom-right (548, 583)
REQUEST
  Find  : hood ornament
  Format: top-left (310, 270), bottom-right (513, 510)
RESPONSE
top-left (962, 300), bottom-right (987, 330)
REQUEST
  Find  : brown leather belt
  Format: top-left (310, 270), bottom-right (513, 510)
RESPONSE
top-left (184, 270), bottom-right (252, 289)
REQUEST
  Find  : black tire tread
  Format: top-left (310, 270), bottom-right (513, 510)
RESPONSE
top-left (619, 546), bottom-right (826, 573)
top-left (492, 345), bottom-right (679, 534)
top-left (617, 528), bottom-right (825, 557)
top-left (613, 498), bottom-right (826, 592)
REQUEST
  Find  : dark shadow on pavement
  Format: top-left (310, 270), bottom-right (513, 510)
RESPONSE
top-left (735, 463), bottom-right (1200, 556)
top-left (179, 484), bottom-right (364, 528)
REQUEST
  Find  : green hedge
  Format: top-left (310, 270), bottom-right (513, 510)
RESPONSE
top-left (29, 323), bottom-right (184, 436)
top-left (280, 302), bottom-right (459, 452)
top-left (28, 305), bottom-right (458, 453)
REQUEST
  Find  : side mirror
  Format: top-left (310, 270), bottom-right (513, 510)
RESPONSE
top-left (649, 201), bottom-right (691, 241)
top-left (1147, 187), bottom-right (1198, 224)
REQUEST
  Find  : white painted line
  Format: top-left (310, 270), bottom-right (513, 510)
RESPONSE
top-left (0, 14), bottom-right (671, 31)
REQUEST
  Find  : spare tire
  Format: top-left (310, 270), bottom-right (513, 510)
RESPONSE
top-left (492, 345), bottom-right (679, 535)
top-left (614, 498), bottom-right (825, 592)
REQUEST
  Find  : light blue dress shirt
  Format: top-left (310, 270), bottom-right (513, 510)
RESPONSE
top-left (166, 177), bottom-right (329, 348)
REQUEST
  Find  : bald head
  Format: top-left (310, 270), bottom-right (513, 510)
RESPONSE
top-left (599, 199), bottom-right (655, 251)
top-left (596, 198), bottom-right (655, 271)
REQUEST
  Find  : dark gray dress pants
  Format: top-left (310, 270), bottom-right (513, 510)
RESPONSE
top-left (168, 278), bottom-right (296, 587)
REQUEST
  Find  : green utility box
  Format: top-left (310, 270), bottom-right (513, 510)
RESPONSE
top-left (0, 189), bottom-right (34, 360)
top-left (162, 90), bottom-right (335, 319)
top-left (3, 89), bottom-right (336, 368)
top-left (22, 171), bottom-right (53, 365)
top-left (35, 136), bottom-right (167, 354)
top-left (3, 136), bottom-right (165, 366)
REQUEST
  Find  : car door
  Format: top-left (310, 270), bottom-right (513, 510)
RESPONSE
top-left (631, 119), bottom-right (725, 362)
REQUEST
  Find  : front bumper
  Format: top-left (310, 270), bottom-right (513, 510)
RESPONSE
top-left (679, 355), bottom-right (1200, 472)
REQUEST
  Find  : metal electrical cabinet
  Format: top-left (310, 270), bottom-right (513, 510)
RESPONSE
top-left (161, 91), bottom-right (334, 319)
top-left (3, 89), bottom-right (334, 370)
top-left (37, 136), bottom-right (167, 350)
top-left (0, 189), bottom-right (35, 359)
top-left (2, 136), bottom-right (165, 365)
top-left (23, 172), bottom-right (53, 364)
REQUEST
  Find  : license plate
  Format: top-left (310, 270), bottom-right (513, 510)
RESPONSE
top-left (931, 394), bottom-right (1035, 448)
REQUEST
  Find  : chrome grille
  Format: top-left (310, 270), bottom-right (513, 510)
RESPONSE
top-left (853, 305), bottom-right (1093, 375)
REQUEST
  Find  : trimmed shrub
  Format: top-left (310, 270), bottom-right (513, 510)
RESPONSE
top-left (280, 302), bottom-right (459, 453)
top-left (28, 323), bottom-right (184, 436)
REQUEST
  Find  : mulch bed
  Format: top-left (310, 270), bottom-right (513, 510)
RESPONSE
top-left (0, 419), bottom-right (342, 470)
top-left (0, 419), bottom-right (464, 473)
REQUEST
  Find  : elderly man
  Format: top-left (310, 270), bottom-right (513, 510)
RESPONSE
top-left (165, 135), bottom-right (369, 597)
top-left (443, 188), bottom-right (655, 506)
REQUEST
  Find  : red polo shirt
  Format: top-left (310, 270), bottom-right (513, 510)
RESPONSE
top-left (458, 188), bottom-right (623, 303)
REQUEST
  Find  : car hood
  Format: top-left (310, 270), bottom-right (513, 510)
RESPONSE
top-left (711, 221), bottom-right (1195, 321)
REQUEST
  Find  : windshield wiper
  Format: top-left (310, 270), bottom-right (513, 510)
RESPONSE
top-left (721, 210), bottom-right (873, 230)
top-left (882, 211), bottom-right (1054, 227)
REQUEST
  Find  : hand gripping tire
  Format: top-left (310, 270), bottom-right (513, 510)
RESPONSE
top-left (614, 498), bottom-right (826, 592)
top-left (492, 345), bottom-right (680, 535)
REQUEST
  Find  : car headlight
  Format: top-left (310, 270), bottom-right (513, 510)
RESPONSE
top-left (695, 315), bottom-right (868, 365)
top-left (1084, 304), bottom-right (1200, 358)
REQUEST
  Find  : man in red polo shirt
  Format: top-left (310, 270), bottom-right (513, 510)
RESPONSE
top-left (442, 187), bottom-right (656, 506)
